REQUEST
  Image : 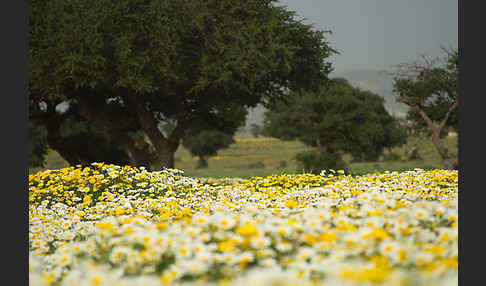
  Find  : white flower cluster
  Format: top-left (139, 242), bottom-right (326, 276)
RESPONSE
top-left (29, 164), bottom-right (458, 285)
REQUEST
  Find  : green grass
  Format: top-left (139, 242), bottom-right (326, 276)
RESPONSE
top-left (29, 148), bottom-right (71, 175)
top-left (30, 133), bottom-right (458, 178)
top-left (174, 136), bottom-right (312, 178)
top-left (176, 133), bottom-right (458, 178)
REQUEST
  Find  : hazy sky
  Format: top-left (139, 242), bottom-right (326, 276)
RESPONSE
top-left (278, 0), bottom-right (458, 73)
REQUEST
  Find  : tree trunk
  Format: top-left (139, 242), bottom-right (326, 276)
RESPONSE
top-left (315, 137), bottom-right (325, 155)
top-left (430, 131), bottom-right (453, 170)
top-left (120, 91), bottom-right (184, 170)
top-left (197, 156), bottom-right (208, 169)
top-left (113, 135), bottom-right (154, 168)
top-left (76, 93), bottom-right (157, 168)
top-left (41, 103), bottom-right (87, 166)
top-left (148, 139), bottom-right (178, 170)
top-left (44, 121), bottom-right (85, 166)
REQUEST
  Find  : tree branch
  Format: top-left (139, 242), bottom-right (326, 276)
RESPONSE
top-left (398, 93), bottom-right (438, 133)
top-left (168, 121), bottom-right (187, 150)
top-left (439, 99), bottom-right (458, 131)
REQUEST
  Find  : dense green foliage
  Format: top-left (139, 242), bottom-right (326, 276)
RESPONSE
top-left (29, 0), bottom-right (336, 170)
top-left (262, 78), bottom-right (407, 172)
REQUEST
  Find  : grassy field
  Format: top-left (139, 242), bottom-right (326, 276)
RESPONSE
top-left (31, 133), bottom-right (458, 178)
top-left (175, 132), bottom-right (458, 178)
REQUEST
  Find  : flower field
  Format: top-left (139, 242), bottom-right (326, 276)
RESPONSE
top-left (29, 163), bottom-right (458, 286)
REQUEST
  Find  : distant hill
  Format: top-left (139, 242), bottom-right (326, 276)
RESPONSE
top-left (243, 69), bottom-right (410, 129)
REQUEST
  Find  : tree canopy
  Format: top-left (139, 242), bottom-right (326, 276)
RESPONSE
top-left (392, 47), bottom-right (458, 169)
top-left (29, 0), bottom-right (336, 170)
top-left (262, 78), bottom-right (407, 171)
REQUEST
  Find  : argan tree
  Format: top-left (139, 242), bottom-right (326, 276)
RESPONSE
top-left (392, 48), bottom-right (458, 169)
top-left (183, 129), bottom-right (235, 168)
top-left (262, 78), bottom-right (407, 172)
top-left (182, 102), bottom-right (247, 168)
top-left (29, 0), bottom-right (336, 170)
top-left (250, 123), bottom-right (262, 138)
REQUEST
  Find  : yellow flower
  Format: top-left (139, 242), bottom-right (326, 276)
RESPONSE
top-left (237, 222), bottom-right (258, 237)
top-left (218, 240), bottom-right (236, 253)
top-left (318, 231), bottom-right (337, 243)
top-left (285, 199), bottom-right (298, 208)
top-left (41, 272), bottom-right (55, 284)
top-left (362, 228), bottom-right (390, 241)
top-left (96, 221), bottom-right (115, 232)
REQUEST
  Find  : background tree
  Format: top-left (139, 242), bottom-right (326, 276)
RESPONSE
top-left (262, 78), bottom-right (407, 173)
top-left (183, 129), bottom-right (235, 168)
top-left (29, 0), bottom-right (336, 170)
top-left (250, 123), bottom-right (262, 138)
top-left (391, 47), bottom-right (458, 169)
top-left (182, 102), bottom-right (246, 168)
